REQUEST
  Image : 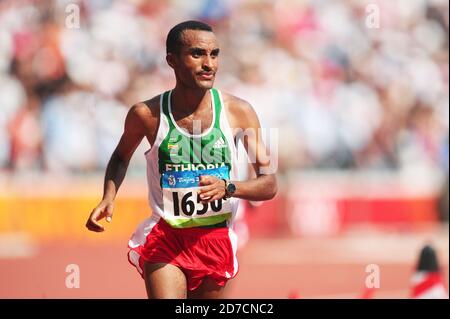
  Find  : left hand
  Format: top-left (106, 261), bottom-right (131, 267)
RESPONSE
top-left (197, 175), bottom-right (226, 204)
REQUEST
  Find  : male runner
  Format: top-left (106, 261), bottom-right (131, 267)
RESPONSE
top-left (86, 20), bottom-right (277, 299)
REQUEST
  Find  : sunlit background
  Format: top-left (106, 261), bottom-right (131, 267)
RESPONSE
top-left (0, 0), bottom-right (448, 298)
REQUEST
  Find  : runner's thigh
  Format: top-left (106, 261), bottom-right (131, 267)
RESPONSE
top-left (144, 262), bottom-right (187, 299)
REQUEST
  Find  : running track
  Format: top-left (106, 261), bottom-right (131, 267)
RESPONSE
top-left (0, 230), bottom-right (448, 299)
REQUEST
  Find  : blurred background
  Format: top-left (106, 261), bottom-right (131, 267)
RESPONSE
top-left (0, 0), bottom-right (448, 298)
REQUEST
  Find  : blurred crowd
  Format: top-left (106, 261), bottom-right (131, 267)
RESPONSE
top-left (0, 0), bottom-right (448, 176)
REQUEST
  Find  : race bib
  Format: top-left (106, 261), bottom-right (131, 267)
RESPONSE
top-left (161, 166), bottom-right (232, 228)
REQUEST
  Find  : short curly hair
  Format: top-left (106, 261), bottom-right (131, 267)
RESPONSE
top-left (166, 20), bottom-right (213, 54)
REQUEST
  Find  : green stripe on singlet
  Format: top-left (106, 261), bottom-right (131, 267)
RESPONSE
top-left (210, 88), bottom-right (222, 128)
top-left (164, 213), bottom-right (231, 228)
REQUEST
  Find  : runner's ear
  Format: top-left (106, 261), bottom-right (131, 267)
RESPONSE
top-left (166, 53), bottom-right (176, 69)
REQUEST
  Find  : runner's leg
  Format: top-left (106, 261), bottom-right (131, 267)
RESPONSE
top-left (187, 276), bottom-right (226, 299)
top-left (144, 262), bottom-right (187, 299)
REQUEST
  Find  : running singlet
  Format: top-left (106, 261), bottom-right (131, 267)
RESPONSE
top-left (145, 88), bottom-right (240, 228)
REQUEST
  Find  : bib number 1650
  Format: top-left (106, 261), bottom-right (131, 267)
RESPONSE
top-left (172, 192), bottom-right (222, 216)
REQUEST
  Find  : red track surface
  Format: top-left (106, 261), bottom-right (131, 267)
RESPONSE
top-left (1, 234), bottom-right (448, 299)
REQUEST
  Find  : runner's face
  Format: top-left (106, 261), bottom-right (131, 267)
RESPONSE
top-left (169, 30), bottom-right (219, 90)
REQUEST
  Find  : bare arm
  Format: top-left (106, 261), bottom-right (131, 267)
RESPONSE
top-left (198, 95), bottom-right (277, 202)
top-left (102, 107), bottom-right (146, 202)
top-left (86, 103), bottom-right (151, 232)
top-left (229, 97), bottom-right (277, 201)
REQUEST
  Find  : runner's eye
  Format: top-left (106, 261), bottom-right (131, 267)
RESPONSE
top-left (191, 49), bottom-right (204, 58)
top-left (211, 49), bottom-right (220, 58)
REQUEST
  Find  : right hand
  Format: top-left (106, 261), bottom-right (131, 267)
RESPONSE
top-left (86, 200), bottom-right (114, 232)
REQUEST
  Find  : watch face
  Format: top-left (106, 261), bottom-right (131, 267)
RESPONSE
top-left (227, 183), bottom-right (236, 194)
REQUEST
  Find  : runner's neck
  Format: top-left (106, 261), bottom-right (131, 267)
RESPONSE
top-left (171, 86), bottom-right (211, 116)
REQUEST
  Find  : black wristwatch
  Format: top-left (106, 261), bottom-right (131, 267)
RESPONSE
top-left (222, 179), bottom-right (236, 199)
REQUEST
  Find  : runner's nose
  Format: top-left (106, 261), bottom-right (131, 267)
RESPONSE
top-left (202, 55), bottom-right (213, 71)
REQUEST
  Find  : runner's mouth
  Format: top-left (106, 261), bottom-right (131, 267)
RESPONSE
top-left (197, 73), bottom-right (215, 79)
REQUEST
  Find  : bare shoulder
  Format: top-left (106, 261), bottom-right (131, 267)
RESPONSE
top-left (125, 95), bottom-right (161, 145)
top-left (221, 92), bottom-right (259, 129)
top-left (131, 95), bottom-right (160, 123)
top-left (221, 92), bottom-right (254, 114)
top-left (128, 94), bottom-right (161, 131)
